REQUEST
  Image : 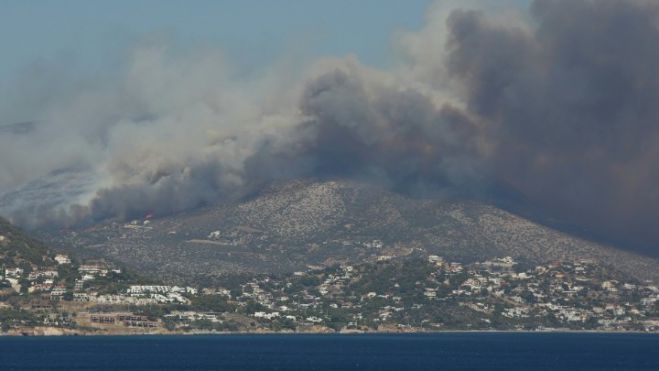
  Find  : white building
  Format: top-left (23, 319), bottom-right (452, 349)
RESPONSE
top-left (54, 254), bottom-right (71, 265)
top-left (79, 264), bottom-right (109, 276)
top-left (5, 267), bottom-right (23, 278)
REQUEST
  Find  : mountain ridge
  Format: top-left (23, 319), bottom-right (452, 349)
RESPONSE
top-left (38, 179), bottom-right (659, 284)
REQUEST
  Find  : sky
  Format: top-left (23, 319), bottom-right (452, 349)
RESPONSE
top-left (0, 0), bottom-right (533, 82)
top-left (0, 0), bottom-right (438, 82)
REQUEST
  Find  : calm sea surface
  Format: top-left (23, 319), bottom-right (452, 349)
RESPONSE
top-left (0, 333), bottom-right (657, 371)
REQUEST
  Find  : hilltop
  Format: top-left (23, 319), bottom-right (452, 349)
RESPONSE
top-left (40, 180), bottom-right (659, 285)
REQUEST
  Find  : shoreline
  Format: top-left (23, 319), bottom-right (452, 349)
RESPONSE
top-left (1, 328), bottom-right (657, 337)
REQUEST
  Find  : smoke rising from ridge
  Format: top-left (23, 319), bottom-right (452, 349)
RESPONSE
top-left (1, 0), bottom-right (659, 254)
top-left (443, 0), bottom-right (659, 250)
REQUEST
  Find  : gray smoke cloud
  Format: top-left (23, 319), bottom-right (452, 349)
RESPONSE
top-left (296, 69), bottom-right (486, 190)
top-left (443, 0), bottom-right (659, 251)
top-left (1, 0), bottom-right (658, 255)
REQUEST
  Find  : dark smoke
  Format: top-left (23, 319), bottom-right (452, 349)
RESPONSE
top-left (296, 69), bottom-right (486, 190)
top-left (445, 0), bottom-right (659, 252)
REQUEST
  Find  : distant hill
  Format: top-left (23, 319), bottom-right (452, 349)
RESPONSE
top-left (40, 180), bottom-right (659, 284)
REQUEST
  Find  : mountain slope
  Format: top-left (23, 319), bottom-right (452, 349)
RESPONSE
top-left (40, 180), bottom-right (659, 284)
top-left (0, 217), bottom-right (53, 267)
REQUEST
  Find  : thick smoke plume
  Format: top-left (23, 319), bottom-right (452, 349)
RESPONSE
top-left (1, 0), bottom-right (658, 255)
top-left (443, 0), bottom-right (659, 251)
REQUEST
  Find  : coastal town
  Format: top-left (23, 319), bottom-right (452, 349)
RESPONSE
top-left (1, 247), bottom-right (658, 335)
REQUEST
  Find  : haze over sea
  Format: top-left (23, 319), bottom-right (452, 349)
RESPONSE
top-left (0, 333), bottom-right (657, 371)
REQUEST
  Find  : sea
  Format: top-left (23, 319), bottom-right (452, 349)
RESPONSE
top-left (0, 333), bottom-right (657, 371)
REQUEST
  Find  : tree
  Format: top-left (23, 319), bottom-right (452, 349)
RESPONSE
top-left (191, 295), bottom-right (236, 313)
top-left (241, 300), bottom-right (265, 314)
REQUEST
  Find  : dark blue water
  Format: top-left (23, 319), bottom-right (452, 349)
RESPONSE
top-left (0, 333), bottom-right (657, 371)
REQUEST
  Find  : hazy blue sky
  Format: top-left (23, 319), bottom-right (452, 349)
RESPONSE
top-left (0, 1), bottom-right (535, 81)
top-left (0, 0), bottom-right (440, 81)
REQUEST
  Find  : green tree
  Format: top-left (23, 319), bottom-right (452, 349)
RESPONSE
top-left (191, 295), bottom-right (236, 313)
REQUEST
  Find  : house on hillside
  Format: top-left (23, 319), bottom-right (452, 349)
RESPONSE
top-left (54, 254), bottom-right (71, 265)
